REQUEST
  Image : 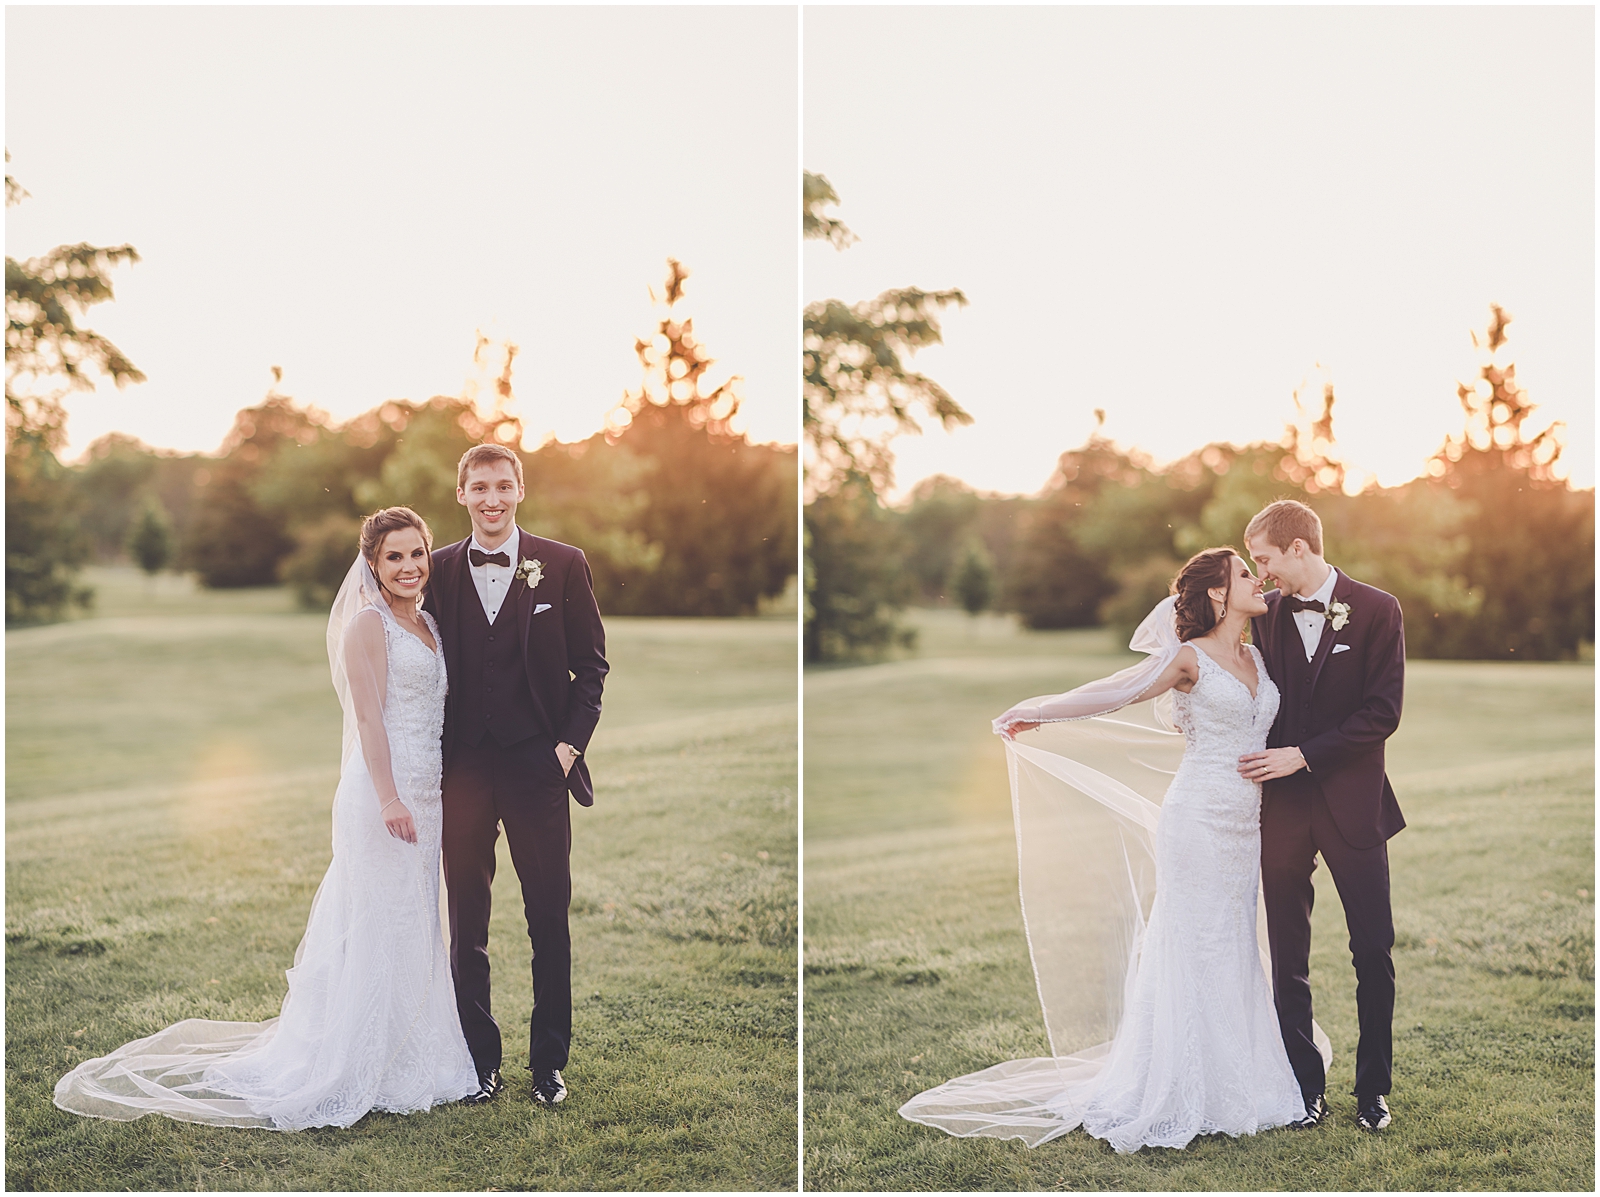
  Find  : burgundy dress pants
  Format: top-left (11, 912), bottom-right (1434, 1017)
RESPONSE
top-left (442, 734), bottom-right (573, 1074)
top-left (1261, 780), bottom-right (1395, 1100)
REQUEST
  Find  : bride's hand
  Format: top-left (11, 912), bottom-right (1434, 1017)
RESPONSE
top-left (1002, 721), bottom-right (1040, 740)
top-left (382, 798), bottom-right (417, 844)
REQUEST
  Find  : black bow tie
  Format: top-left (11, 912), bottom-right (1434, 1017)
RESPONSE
top-left (1288, 597), bottom-right (1326, 614)
top-left (469, 549), bottom-right (510, 568)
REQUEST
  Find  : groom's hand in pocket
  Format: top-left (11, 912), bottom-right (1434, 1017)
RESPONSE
top-left (556, 742), bottom-right (578, 777)
top-left (1238, 747), bottom-right (1306, 782)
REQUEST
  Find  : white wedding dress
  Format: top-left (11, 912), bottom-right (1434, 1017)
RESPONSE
top-left (54, 560), bottom-right (479, 1130)
top-left (901, 599), bottom-right (1318, 1153)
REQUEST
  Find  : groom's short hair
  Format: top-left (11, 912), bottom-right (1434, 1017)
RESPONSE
top-left (1246, 499), bottom-right (1323, 555)
top-left (457, 443), bottom-right (525, 489)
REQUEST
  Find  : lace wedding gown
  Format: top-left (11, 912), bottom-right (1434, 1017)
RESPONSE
top-left (901, 627), bottom-right (1310, 1153)
top-left (54, 589), bottom-right (479, 1130)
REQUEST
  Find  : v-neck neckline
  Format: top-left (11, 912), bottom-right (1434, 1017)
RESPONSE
top-left (1190, 641), bottom-right (1261, 701)
top-left (383, 604), bottom-right (438, 657)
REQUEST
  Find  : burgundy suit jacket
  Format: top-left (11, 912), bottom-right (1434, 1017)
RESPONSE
top-left (424, 529), bottom-right (609, 806)
top-left (1251, 568), bottom-right (1407, 850)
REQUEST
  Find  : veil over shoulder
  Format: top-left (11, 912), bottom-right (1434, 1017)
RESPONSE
top-left (900, 596), bottom-right (1330, 1148)
top-left (53, 555), bottom-right (478, 1129)
top-left (992, 595), bottom-right (1186, 738)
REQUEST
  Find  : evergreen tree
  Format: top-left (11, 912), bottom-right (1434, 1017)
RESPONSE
top-left (901, 475), bottom-right (982, 601)
top-left (952, 541), bottom-right (996, 619)
top-left (127, 499), bottom-right (174, 575)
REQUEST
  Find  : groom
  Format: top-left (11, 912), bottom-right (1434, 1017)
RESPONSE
top-left (1238, 499), bottom-right (1405, 1134)
top-left (424, 443), bottom-right (608, 1106)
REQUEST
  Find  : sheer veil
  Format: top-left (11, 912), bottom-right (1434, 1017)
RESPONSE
top-left (899, 596), bottom-right (1331, 1146)
top-left (328, 551), bottom-right (395, 780)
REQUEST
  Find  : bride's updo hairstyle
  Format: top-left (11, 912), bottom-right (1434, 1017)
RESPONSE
top-left (1170, 547), bottom-right (1240, 642)
top-left (360, 507), bottom-right (434, 593)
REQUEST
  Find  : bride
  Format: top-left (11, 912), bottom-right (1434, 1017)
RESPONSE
top-left (901, 547), bottom-right (1327, 1153)
top-left (54, 507), bottom-right (480, 1129)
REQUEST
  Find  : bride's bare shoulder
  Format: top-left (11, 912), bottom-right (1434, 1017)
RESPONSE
top-left (1168, 642), bottom-right (1202, 692)
top-left (343, 605), bottom-right (387, 647)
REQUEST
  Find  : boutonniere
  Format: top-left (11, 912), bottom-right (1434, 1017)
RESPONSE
top-left (514, 558), bottom-right (544, 589)
top-left (1325, 600), bottom-right (1352, 632)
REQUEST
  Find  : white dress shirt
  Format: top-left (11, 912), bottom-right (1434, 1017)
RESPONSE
top-left (467, 529), bottom-right (520, 625)
top-left (1290, 564), bottom-right (1339, 662)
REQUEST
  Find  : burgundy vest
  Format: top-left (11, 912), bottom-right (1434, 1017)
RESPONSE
top-left (453, 584), bottom-right (545, 748)
top-left (1278, 626), bottom-right (1319, 746)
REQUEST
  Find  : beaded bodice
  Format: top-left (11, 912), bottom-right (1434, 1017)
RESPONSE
top-left (1170, 643), bottom-right (1278, 770)
top-left (374, 604), bottom-right (448, 812)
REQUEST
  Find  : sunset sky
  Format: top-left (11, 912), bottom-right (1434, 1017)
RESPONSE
top-left (6, 6), bottom-right (798, 460)
top-left (804, 6), bottom-right (1594, 500)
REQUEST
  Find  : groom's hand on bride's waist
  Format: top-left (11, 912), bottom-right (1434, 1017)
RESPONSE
top-left (1238, 747), bottom-right (1307, 781)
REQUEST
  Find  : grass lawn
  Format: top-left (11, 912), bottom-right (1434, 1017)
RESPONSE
top-left (7, 568), bottom-right (798, 1191)
top-left (803, 608), bottom-right (1594, 1191)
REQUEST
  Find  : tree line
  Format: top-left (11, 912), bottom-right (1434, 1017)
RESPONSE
top-left (7, 192), bottom-right (796, 623)
top-left (803, 172), bottom-right (1594, 664)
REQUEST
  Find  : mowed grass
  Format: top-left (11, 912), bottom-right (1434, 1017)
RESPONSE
top-left (804, 608), bottom-right (1594, 1191)
top-left (7, 568), bottom-right (797, 1191)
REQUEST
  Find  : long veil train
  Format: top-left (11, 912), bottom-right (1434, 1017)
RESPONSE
top-left (899, 598), bottom-right (1330, 1147)
top-left (52, 555), bottom-right (477, 1129)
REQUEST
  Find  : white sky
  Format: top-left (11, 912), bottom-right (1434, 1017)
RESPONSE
top-left (6, 5), bottom-right (799, 460)
top-left (804, 5), bottom-right (1594, 500)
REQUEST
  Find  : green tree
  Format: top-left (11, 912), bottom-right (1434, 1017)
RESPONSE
top-left (802, 171), bottom-right (969, 497)
top-left (6, 439), bottom-right (93, 623)
top-left (278, 513), bottom-right (362, 610)
top-left (74, 433), bottom-right (208, 562)
top-left (952, 540), bottom-right (996, 620)
top-left (900, 475), bottom-right (982, 601)
top-left (1414, 306), bottom-right (1594, 659)
top-left (803, 288), bottom-right (971, 497)
top-left (351, 396), bottom-right (521, 549)
top-left (162, 273), bottom-right (794, 617)
top-left (596, 259), bottom-right (797, 616)
top-left (803, 172), bottom-right (968, 659)
top-left (1318, 481), bottom-right (1482, 658)
top-left (5, 156), bottom-right (143, 622)
top-left (1005, 436), bottom-right (1148, 629)
top-left (127, 499), bottom-right (174, 575)
top-left (804, 473), bottom-right (914, 662)
top-left (6, 246), bottom-right (144, 440)
top-left (76, 433), bottom-right (157, 558)
top-left (521, 434), bottom-right (661, 614)
top-left (181, 382), bottom-right (317, 588)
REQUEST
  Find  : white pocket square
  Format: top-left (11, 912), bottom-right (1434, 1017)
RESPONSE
top-left (534, 603), bottom-right (552, 615)
top-left (1332, 643), bottom-right (1351, 654)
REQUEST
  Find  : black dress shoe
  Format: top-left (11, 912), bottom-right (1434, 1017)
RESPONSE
top-left (1355, 1093), bottom-right (1391, 1131)
top-left (464, 1067), bottom-right (503, 1104)
top-left (530, 1068), bottom-right (567, 1105)
top-left (1290, 1093), bottom-right (1330, 1129)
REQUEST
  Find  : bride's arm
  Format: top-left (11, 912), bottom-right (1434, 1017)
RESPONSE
top-left (997, 646), bottom-right (1199, 739)
top-left (344, 610), bottom-right (417, 844)
top-left (1137, 644), bottom-right (1200, 701)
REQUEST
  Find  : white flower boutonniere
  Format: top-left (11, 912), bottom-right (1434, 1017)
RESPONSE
top-left (1325, 600), bottom-right (1352, 632)
top-left (515, 558), bottom-right (544, 589)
